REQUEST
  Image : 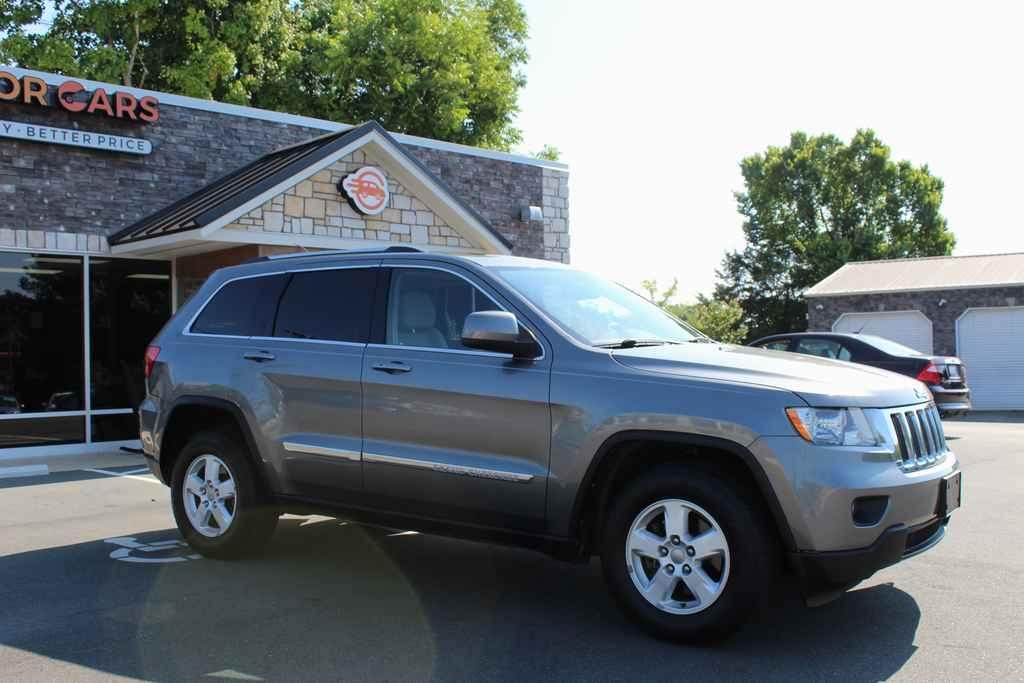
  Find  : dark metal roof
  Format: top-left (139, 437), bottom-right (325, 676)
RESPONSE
top-left (109, 120), bottom-right (511, 250)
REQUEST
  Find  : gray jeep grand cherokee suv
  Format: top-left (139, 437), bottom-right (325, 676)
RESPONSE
top-left (139, 247), bottom-right (961, 640)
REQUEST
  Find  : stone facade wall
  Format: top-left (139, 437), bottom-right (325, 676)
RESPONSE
top-left (0, 80), bottom-right (566, 260)
top-left (224, 149), bottom-right (473, 249)
top-left (542, 168), bottom-right (570, 263)
top-left (0, 227), bottom-right (108, 252)
top-left (406, 146), bottom-right (547, 258)
top-left (807, 286), bottom-right (1024, 355)
top-left (0, 92), bottom-right (322, 241)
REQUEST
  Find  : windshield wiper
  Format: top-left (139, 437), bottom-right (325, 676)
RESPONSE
top-left (686, 337), bottom-right (716, 343)
top-left (596, 339), bottom-right (682, 349)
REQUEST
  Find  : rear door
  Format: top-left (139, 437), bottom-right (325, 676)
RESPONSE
top-left (245, 262), bottom-right (379, 501)
top-left (361, 262), bottom-right (552, 531)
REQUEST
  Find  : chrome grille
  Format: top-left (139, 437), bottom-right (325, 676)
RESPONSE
top-left (889, 404), bottom-right (947, 470)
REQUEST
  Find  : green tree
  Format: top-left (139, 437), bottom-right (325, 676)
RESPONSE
top-left (669, 296), bottom-right (748, 344)
top-left (715, 129), bottom-right (954, 341)
top-left (0, 1), bottom-right (43, 36)
top-left (638, 279), bottom-right (747, 343)
top-left (0, 0), bottom-right (529, 150)
top-left (0, 0), bottom-right (297, 100)
top-left (273, 0), bottom-right (528, 149)
top-left (532, 144), bottom-right (560, 161)
top-left (640, 277), bottom-right (678, 308)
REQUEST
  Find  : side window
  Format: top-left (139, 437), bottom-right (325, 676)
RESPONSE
top-left (794, 338), bottom-right (852, 361)
top-left (386, 268), bottom-right (500, 350)
top-left (274, 268), bottom-right (376, 342)
top-left (761, 340), bottom-right (791, 351)
top-left (191, 275), bottom-right (287, 337)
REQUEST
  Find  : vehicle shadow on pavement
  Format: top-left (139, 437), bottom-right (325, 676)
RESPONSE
top-left (0, 517), bottom-right (921, 682)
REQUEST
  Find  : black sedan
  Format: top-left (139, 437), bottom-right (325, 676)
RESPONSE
top-left (749, 332), bottom-right (971, 416)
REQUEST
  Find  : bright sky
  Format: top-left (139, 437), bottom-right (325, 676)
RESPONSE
top-left (514, 0), bottom-right (1024, 303)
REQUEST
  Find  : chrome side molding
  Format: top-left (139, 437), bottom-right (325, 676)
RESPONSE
top-left (282, 441), bottom-right (361, 462)
top-left (364, 452), bottom-right (534, 483)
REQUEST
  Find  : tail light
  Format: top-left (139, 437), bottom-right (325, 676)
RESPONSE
top-left (916, 362), bottom-right (942, 385)
top-left (144, 345), bottom-right (161, 379)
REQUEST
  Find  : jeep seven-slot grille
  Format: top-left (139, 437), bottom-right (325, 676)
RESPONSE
top-left (889, 405), bottom-right (947, 469)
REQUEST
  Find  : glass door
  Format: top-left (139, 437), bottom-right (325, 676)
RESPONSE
top-left (88, 257), bottom-right (171, 442)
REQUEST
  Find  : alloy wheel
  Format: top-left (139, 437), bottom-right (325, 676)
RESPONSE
top-left (625, 498), bottom-right (731, 615)
top-left (183, 454), bottom-right (238, 538)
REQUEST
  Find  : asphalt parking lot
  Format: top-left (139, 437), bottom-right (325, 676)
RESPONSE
top-left (1, 419), bottom-right (1022, 682)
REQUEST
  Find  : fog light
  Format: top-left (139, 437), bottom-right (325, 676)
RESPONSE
top-left (851, 496), bottom-right (889, 526)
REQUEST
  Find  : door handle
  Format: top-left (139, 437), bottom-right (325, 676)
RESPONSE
top-left (371, 361), bottom-right (412, 374)
top-left (243, 350), bottom-right (276, 362)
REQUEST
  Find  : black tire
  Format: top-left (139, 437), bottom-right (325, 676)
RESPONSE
top-left (170, 427), bottom-right (278, 559)
top-left (600, 463), bottom-right (778, 641)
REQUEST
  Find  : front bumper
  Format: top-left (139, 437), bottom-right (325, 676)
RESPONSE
top-left (789, 515), bottom-right (949, 606)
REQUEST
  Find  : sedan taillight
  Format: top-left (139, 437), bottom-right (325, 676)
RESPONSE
top-left (916, 362), bottom-right (942, 385)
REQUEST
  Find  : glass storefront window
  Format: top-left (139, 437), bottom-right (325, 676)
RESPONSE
top-left (91, 413), bottom-right (140, 443)
top-left (0, 252), bottom-right (84, 415)
top-left (0, 415), bottom-right (85, 448)
top-left (0, 250), bottom-right (171, 449)
top-left (90, 258), bottom-right (171, 410)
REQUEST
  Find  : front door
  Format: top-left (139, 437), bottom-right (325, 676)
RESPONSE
top-left (361, 263), bottom-right (551, 531)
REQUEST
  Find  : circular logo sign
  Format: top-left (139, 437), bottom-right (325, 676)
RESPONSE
top-left (340, 166), bottom-right (390, 215)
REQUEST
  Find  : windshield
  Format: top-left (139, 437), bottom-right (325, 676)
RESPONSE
top-left (493, 266), bottom-right (701, 346)
top-left (860, 335), bottom-right (927, 356)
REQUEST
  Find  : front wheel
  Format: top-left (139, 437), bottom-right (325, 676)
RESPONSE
top-left (170, 428), bottom-right (278, 559)
top-left (600, 464), bottom-right (778, 641)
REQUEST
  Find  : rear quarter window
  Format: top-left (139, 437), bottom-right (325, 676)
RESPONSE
top-left (190, 274), bottom-right (288, 337)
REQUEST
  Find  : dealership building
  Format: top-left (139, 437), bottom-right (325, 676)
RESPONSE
top-left (0, 67), bottom-right (570, 454)
top-left (806, 252), bottom-right (1024, 410)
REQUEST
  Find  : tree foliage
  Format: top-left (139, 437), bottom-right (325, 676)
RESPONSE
top-left (640, 279), bottom-right (747, 344)
top-left (669, 296), bottom-right (748, 345)
top-left (641, 277), bottom-right (678, 308)
top-left (715, 129), bottom-right (954, 341)
top-left (532, 143), bottom-right (560, 161)
top-left (0, 0), bottom-right (530, 149)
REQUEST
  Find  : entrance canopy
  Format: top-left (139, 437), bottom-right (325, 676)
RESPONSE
top-left (109, 121), bottom-right (512, 258)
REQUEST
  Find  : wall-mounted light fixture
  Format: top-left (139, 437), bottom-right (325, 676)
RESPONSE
top-left (938, 299), bottom-right (947, 307)
top-left (519, 205), bottom-right (543, 222)
top-left (814, 303), bottom-right (824, 311)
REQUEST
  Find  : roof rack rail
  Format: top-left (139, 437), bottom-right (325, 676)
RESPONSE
top-left (262, 246), bottom-right (424, 261)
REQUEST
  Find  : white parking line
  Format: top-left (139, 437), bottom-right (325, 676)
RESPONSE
top-left (85, 467), bottom-right (162, 485)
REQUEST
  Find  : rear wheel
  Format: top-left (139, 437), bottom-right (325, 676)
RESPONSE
top-left (170, 428), bottom-right (278, 559)
top-left (600, 464), bottom-right (778, 641)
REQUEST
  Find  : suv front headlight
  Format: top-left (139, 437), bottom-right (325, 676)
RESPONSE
top-left (785, 407), bottom-right (881, 446)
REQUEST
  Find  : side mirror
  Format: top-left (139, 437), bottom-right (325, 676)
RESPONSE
top-left (461, 311), bottom-right (542, 359)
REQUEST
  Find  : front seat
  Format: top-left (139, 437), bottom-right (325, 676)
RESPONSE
top-left (396, 291), bottom-right (448, 348)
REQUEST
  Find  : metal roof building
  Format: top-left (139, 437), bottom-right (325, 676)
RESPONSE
top-left (806, 252), bottom-right (1024, 411)
top-left (806, 252), bottom-right (1024, 297)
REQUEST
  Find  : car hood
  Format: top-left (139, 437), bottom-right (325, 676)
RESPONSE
top-left (612, 342), bottom-right (928, 408)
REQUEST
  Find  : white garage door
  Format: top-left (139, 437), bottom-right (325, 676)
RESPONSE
top-left (957, 307), bottom-right (1024, 410)
top-left (832, 311), bottom-right (933, 354)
